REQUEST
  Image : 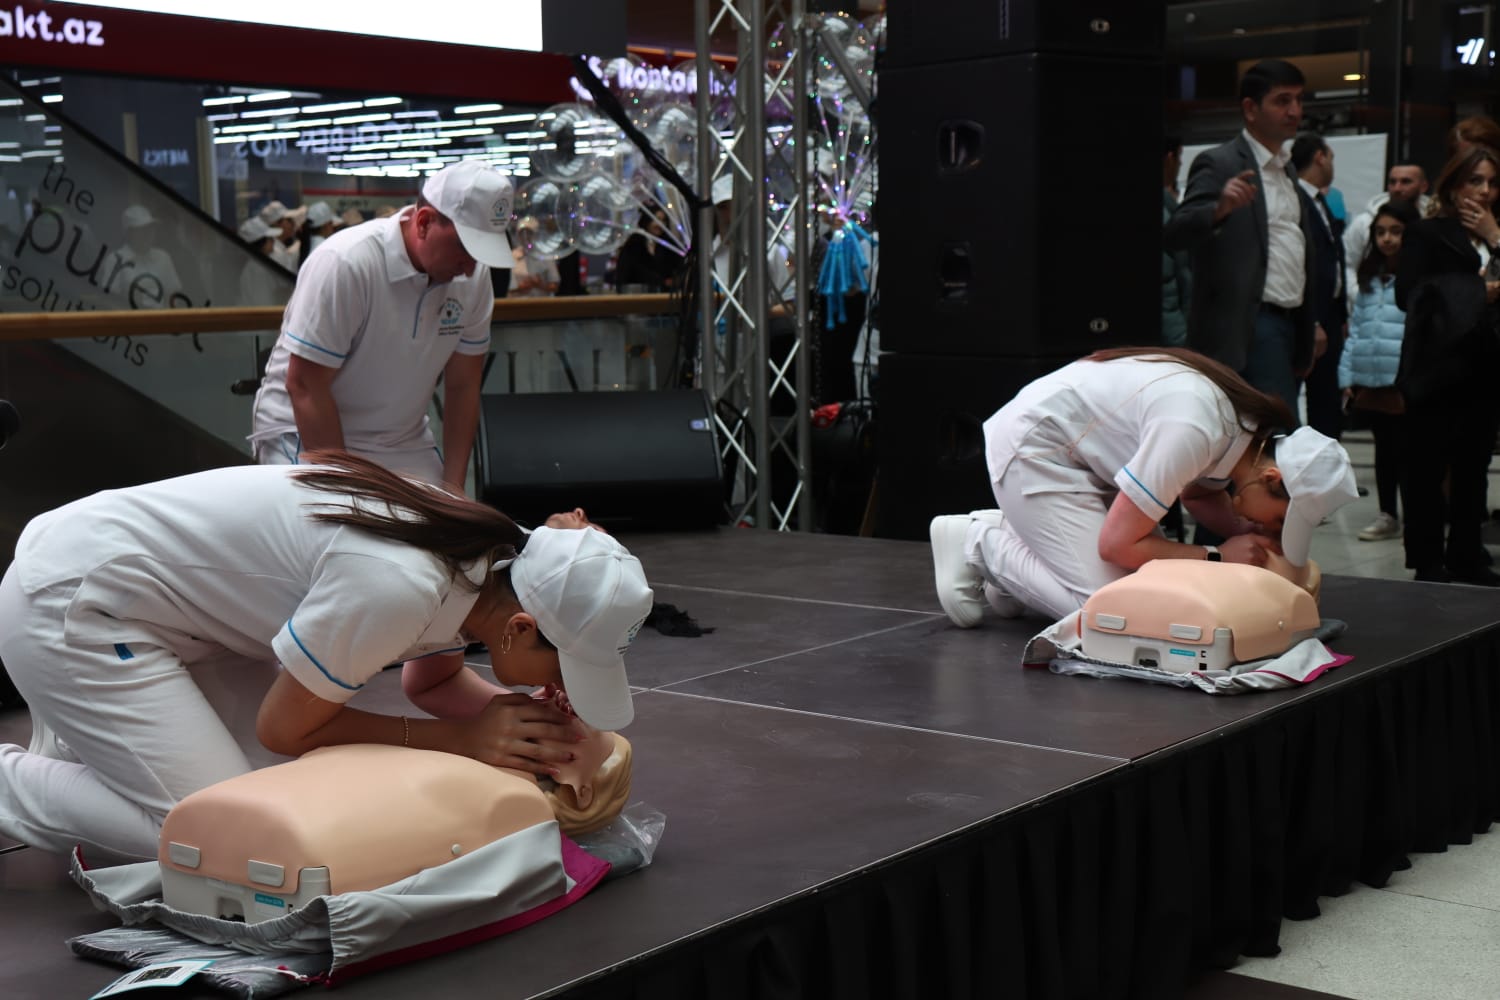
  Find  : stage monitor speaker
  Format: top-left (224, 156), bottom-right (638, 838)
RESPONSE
top-left (874, 352), bottom-right (1069, 541)
top-left (875, 52), bottom-right (1161, 358)
top-left (881, 0), bottom-right (1163, 67)
top-left (477, 390), bottom-right (724, 530)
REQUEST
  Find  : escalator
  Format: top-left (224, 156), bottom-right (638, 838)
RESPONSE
top-left (0, 74), bottom-right (294, 557)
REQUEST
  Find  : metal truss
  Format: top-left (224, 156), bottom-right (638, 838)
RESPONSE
top-left (693, 0), bottom-right (809, 531)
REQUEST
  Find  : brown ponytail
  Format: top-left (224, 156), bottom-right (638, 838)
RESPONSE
top-left (290, 450), bottom-right (524, 590)
top-left (1083, 346), bottom-right (1295, 448)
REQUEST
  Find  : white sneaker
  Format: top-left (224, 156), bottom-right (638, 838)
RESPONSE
top-left (968, 510), bottom-right (1026, 617)
top-left (1357, 512), bottom-right (1401, 541)
top-left (930, 514), bottom-right (985, 628)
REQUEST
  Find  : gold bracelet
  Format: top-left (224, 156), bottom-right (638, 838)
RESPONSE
top-left (401, 715), bottom-right (410, 748)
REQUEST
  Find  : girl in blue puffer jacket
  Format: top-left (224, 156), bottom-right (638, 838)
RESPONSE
top-left (1339, 198), bottom-right (1421, 541)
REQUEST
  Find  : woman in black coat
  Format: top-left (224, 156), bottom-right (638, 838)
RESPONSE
top-left (1394, 145), bottom-right (1500, 584)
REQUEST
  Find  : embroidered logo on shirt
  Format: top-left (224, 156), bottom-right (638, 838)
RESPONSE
top-left (438, 298), bottom-right (464, 332)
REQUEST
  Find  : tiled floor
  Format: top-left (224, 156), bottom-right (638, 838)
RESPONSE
top-left (1209, 429), bottom-right (1500, 1000)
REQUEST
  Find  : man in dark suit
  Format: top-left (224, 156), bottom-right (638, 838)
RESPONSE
top-left (1291, 133), bottom-right (1347, 440)
top-left (1164, 59), bottom-right (1323, 414)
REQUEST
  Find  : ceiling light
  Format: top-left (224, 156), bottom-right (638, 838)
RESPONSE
top-left (247, 90), bottom-right (294, 103)
top-left (302, 101), bottom-right (363, 113)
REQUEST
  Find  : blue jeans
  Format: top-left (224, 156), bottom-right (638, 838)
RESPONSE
top-left (1240, 307), bottom-right (1300, 421)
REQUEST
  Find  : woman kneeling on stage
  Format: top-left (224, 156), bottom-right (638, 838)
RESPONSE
top-left (0, 453), bottom-right (653, 861)
top-left (930, 347), bottom-right (1358, 625)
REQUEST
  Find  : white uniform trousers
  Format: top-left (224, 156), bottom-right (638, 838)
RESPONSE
top-left (0, 567), bottom-right (285, 860)
top-left (965, 464), bottom-right (1137, 621)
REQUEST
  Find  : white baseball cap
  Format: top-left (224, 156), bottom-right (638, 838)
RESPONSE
top-left (421, 160), bottom-right (514, 267)
top-left (503, 526), bottom-right (653, 730)
top-left (121, 205), bottom-right (156, 229)
top-left (306, 201), bottom-right (337, 228)
top-left (1275, 427), bottom-right (1360, 567)
top-left (259, 200), bottom-right (289, 225)
top-left (237, 217), bottom-right (279, 242)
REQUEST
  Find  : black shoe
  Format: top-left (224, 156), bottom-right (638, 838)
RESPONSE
top-left (1414, 568), bottom-right (1454, 583)
top-left (1449, 566), bottom-right (1500, 587)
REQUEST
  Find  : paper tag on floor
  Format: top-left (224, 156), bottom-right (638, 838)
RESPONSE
top-left (90, 959), bottom-right (216, 996)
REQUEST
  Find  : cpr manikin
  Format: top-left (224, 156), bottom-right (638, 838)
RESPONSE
top-left (158, 721), bottom-right (634, 923)
top-left (1080, 559), bottom-right (1321, 673)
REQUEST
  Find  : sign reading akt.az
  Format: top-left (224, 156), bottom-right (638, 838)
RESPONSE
top-left (0, 5), bottom-right (105, 46)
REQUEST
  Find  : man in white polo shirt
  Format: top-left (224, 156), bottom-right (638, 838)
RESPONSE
top-left (250, 160), bottom-right (513, 493)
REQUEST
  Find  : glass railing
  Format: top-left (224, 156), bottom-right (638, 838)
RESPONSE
top-left (0, 74), bottom-right (295, 452)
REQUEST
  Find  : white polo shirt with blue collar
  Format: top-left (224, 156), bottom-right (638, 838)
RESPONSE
top-left (12, 464), bottom-right (483, 703)
top-left (250, 208), bottom-right (493, 456)
top-left (983, 356), bottom-right (1255, 521)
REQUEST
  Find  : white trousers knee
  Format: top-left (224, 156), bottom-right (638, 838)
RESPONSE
top-left (965, 470), bottom-right (1134, 621)
top-left (0, 566), bottom-right (281, 860)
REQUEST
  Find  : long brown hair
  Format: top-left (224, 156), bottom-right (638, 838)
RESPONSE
top-left (1084, 347), bottom-right (1295, 443)
top-left (291, 451), bottom-right (524, 591)
top-left (1433, 145), bottom-right (1500, 217)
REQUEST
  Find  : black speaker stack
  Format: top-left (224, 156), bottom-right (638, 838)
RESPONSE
top-left (873, 1), bottom-right (1164, 539)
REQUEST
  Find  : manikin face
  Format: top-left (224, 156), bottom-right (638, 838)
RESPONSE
top-left (545, 507), bottom-right (607, 532)
top-left (1386, 166), bottom-right (1427, 202)
top-left (1372, 216), bottom-right (1405, 259)
top-left (1243, 85), bottom-right (1303, 146)
top-left (1459, 159), bottom-right (1499, 209)
top-left (410, 207), bottom-right (477, 284)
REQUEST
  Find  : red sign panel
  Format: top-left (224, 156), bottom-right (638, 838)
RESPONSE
top-left (0, 1), bottom-right (576, 104)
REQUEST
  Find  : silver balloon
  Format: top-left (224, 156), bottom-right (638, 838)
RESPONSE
top-left (531, 103), bottom-right (627, 183)
top-left (572, 174), bottom-right (634, 256)
top-left (512, 177), bottom-right (576, 261)
top-left (643, 103), bottom-right (700, 191)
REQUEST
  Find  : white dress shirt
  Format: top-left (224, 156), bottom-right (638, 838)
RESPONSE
top-left (1244, 129), bottom-right (1305, 308)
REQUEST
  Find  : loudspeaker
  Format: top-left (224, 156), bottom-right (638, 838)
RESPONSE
top-left (477, 390), bottom-right (724, 529)
top-left (874, 352), bottom-right (1069, 540)
top-left (875, 52), bottom-right (1161, 358)
top-left (881, 0), bottom-right (1163, 67)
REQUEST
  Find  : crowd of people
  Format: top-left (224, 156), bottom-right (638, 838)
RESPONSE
top-left (1162, 59), bottom-right (1500, 587)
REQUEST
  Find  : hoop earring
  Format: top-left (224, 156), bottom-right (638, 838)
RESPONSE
top-left (499, 633), bottom-right (512, 655)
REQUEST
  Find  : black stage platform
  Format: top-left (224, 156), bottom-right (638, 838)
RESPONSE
top-left (2, 529), bottom-right (1498, 1000)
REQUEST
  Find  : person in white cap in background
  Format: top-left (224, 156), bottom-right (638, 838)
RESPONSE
top-left (298, 201), bottom-right (340, 269)
top-left (508, 217), bottom-right (561, 297)
top-left (929, 347), bottom-right (1360, 626)
top-left (250, 159), bottom-right (515, 493)
top-left (106, 204), bottom-right (183, 301)
top-left (258, 200), bottom-right (303, 272)
top-left (235, 216), bottom-right (288, 306)
top-left (0, 453), bottom-right (654, 861)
